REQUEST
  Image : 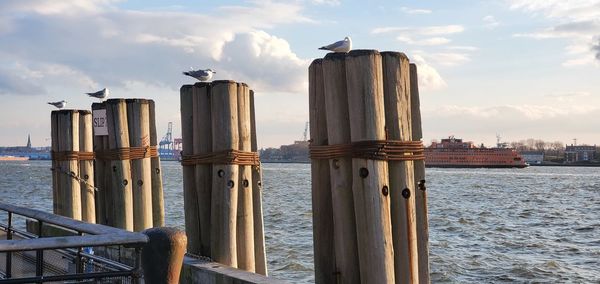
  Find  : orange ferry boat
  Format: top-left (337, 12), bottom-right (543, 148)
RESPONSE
top-left (425, 136), bottom-right (527, 168)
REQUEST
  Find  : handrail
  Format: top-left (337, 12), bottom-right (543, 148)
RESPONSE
top-left (0, 201), bottom-right (148, 252)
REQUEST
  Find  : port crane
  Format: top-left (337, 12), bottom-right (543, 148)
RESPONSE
top-left (158, 122), bottom-right (182, 160)
top-left (302, 122), bottom-right (309, 141)
top-left (160, 122), bottom-right (174, 150)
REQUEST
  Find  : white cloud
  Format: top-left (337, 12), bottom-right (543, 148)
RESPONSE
top-left (400, 7), bottom-right (432, 14)
top-left (508, 0), bottom-right (600, 65)
top-left (372, 25), bottom-right (464, 36)
top-left (483, 15), bottom-right (500, 29)
top-left (311, 0), bottom-right (341, 6)
top-left (397, 36), bottom-right (451, 46)
top-left (410, 55), bottom-right (447, 91)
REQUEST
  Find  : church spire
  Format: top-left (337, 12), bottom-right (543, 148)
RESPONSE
top-left (26, 134), bottom-right (31, 148)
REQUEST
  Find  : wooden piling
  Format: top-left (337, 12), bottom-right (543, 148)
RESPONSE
top-left (127, 99), bottom-right (153, 231)
top-left (192, 83), bottom-right (213, 256)
top-left (249, 90), bottom-right (268, 276)
top-left (308, 59), bottom-right (336, 284)
top-left (105, 99), bottom-right (134, 231)
top-left (322, 53), bottom-right (360, 283)
top-left (148, 100), bottom-right (165, 227)
top-left (410, 63), bottom-right (430, 284)
top-left (53, 110), bottom-right (83, 220)
top-left (79, 110), bottom-right (96, 223)
top-left (92, 103), bottom-right (106, 225)
top-left (181, 85), bottom-right (201, 253)
top-left (382, 52), bottom-right (418, 283)
top-left (210, 80), bottom-right (240, 267)
top-left (51, 111), bottom-right (60, 215)
top-left (236, 83), bottom-right (255, 272)
top-left (345, 50), bottom-right (395, 283)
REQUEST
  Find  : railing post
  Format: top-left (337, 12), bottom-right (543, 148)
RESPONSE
top-left (36, 220), bottom-right (44, 282)
top-left (6, 211), bottom-right (12, 278)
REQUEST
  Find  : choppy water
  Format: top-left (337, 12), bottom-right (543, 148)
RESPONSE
top-left (1, 161), bottom-right (599, 283)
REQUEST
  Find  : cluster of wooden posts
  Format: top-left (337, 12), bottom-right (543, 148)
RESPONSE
top-left (51, 99), bottom-right (165, 233)
top-left (309, 50), bottom-right (429, 284)
top-left (180, 81), bottom-right (267, 275)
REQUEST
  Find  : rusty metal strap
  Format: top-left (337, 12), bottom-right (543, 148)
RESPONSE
top-left (181, 149), bottom-right (260, 166)
top-left (95, 146), bottom-right (158, 161)
top-left (51, 151), bottom-right (95, 161)
top-left (309, 140), bottom-right (425, 161)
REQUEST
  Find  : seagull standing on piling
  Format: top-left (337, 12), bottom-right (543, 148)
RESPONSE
top-left (86, 88), bottom-right (109, 101)
top-left (183, 68), bottom-right (216, 81)
top-left (48, 100), bottom-right (67, 109)
top-left (319, 36), bottom-right (352, 53)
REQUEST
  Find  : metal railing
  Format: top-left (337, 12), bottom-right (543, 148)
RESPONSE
top-left (0, 202), bottom-right (148, 283)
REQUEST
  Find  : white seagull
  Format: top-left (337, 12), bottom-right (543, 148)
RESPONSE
top-left (86, 88), bottom-right (109, 101)
top-left (319, 36), bottom-right (352, 53)
top-left (183, 68), bottom-right (216, 81)
top-left (48, 100), bottom-right (67, 109)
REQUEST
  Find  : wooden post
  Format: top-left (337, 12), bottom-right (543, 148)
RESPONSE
top-left (102, 135), bottom-right (113, 226)
top-left (92, 103), bottom-right (106, 225)
top-left (322, 53), bottom-right (360, 283)
top-left (210, 80), bottom-right (240, 267)
top-left (53, 110), bottom-right (82, 220)
top-left (127, 99), bottom-right (153, 231)
top-left (79, 110), bottom-right (96, 223)
top-left (410, 63), bottom-right (430, 284)
top-left (308, 59), bottom-right (336, 284)
top-left (51, 111), bottom-right (60, 215)
top-left (180, 85), bottom-right (201, 253)
top-left (236, 83), bottom-right (255, 272)
top-left (148, 100), bottom-right (165, 227)
top-left (192, 83), bottom-right (212, 256)
top-left (105, 99), bottom-right (134, 231)
top-left (249, 90), bottom-right (268, 276)
top-left (345, 50), bottom-right (395, 283)
top-left (382, 52), bottom-right (418, 283)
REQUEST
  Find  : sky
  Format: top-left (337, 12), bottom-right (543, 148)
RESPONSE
top-left (0, 0), bottom-right (599, 148)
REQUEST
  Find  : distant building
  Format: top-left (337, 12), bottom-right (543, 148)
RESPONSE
top-left (520, 151), bottom-right (544, 164)
top-left (564, 144), bottom-right (596, 163)
top-left (26, 134), bottom-right (32, 148)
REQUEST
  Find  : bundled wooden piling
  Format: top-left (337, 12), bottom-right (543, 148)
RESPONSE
top-left (210, 80), bottom-right (240, 267)
top-left (308, 50), bottom-right (428, 283)
top-left (192, 83), bottom-right (212, 256)
top-left (92, 103), bottom-right (108, 225)
top-left (180, 81), bottom-right (266, 273)
top-left (180, 85), bottom-right (201, 253)
top-left (51, 110), bottom-right (82, 220)
top-left (322, 53), bottom-right (360, 283)
top-left (79, 110), bottom-right (96, 223)
top-left (411, 63), bottom-right (430, 284)
top-left (127, 99), bottom-right (153, 231)
top-left (382, 52), bottom-right (418, 283)
top-left (250, 90), bottom-right (268, 276)
top-left (105, 99), bottom-right (134, 231)
top-left (148, 101), bottom-right (165, 227)
top-left (308, 59), bottom-right (336, 284)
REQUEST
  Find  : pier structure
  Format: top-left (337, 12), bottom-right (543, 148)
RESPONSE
top-left (180, 81), bottom-right (267, 275)
top-left (308, 50), bottom-right (430, 283)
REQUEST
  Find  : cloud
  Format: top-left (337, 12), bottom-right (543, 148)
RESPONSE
top-left (310, 0), bottom-right (341, 6)
top-left (508, 0), bottom-right (600, 65)
top-left (400, 7), bottom-right (432, 15)
top-left (373, 25), bottom-right (464, 36)
top-left (483, 15), bottom-right (500, 29)
top-left (0, 1), bottom-right (311, 96)
top-left (594, 38), bottom-right (600, 60)
top-left (410, 55), bottom-right (447, 91)
top-left (397, 36), bottom-right (451, 46)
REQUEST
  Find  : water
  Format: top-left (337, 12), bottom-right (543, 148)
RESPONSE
top-left (1, 161), bottom-right (599, 283)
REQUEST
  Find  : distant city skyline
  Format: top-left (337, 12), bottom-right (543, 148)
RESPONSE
top-left (0, 1), bottom-right (599, 148)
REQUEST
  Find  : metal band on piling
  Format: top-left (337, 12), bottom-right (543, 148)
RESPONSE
top-left (180, 150), bottom-right (260, 166)
top-left (309, 140), bottom-right (425, 161)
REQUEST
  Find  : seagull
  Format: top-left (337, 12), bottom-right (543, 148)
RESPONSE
top-left (182, 68), bottom-right (216, 81)
top-left (86, 88), bottom-right (109, 101)
top-left (319, 36), bottom-right (352, 53)
top-left (48, 100), bottom-right (67, 109)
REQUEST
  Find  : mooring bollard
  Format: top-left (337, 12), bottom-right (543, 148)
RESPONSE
top-left (141, 227), bottom-right (187, 284)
